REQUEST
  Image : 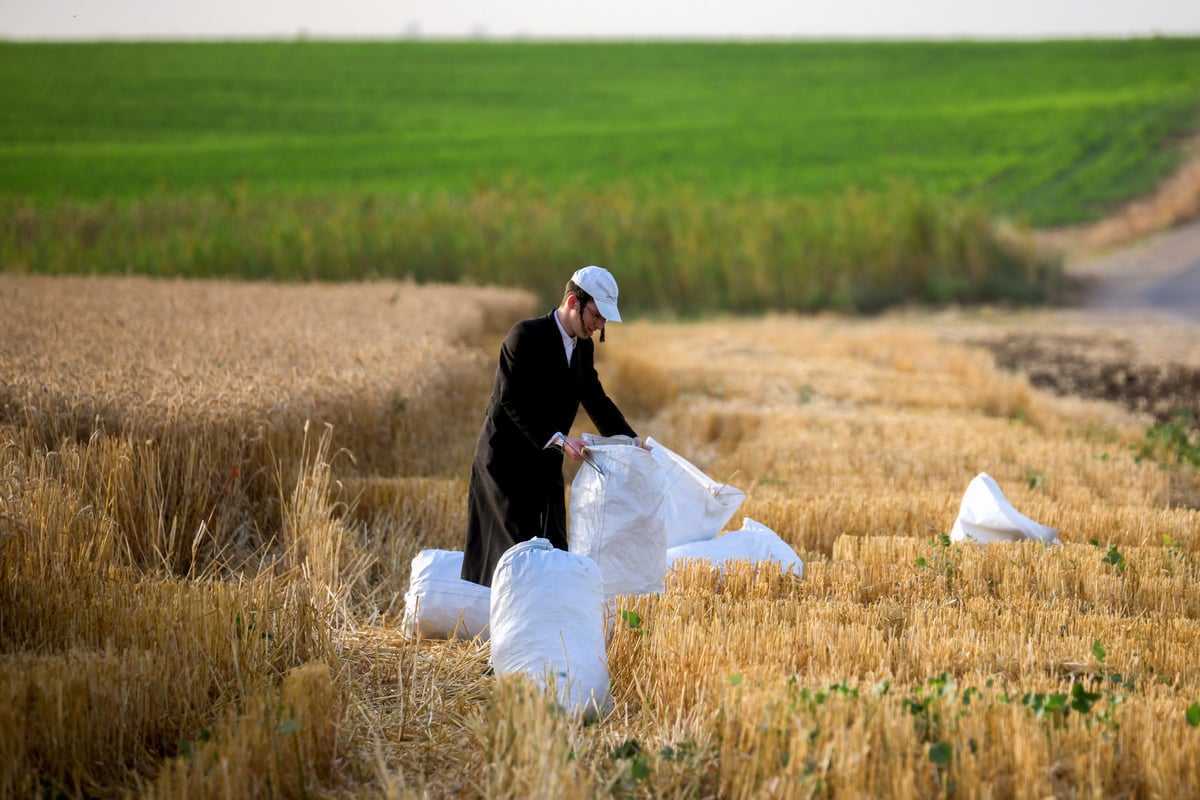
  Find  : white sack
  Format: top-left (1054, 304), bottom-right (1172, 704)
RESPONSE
top-left (401, 549), bottom-right (491, 640)
top-left (950, 472), bottom-right (1061, 545)
top-left (569, 438), bottom-right (669, 598)
top-left (490, 537), bottom-right (610, 721)
top-left (646, 436), bottom-right (746, 548)
top-left (667, 517), bottom-right (804, 577)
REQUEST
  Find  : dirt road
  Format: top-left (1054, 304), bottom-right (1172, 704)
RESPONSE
top-left (1069, 215), bottom-right (1200, 322)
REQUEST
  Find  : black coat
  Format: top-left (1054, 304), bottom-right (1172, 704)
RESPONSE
top-left (460, 311), bottom-right (636, 587)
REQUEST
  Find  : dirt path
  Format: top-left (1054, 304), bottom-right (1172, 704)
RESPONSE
top-left (1067, 215), bottom-right (1200, 323)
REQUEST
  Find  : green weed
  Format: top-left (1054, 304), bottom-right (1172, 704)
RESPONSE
top-left (1139, 411), bottom-right (1200, 467)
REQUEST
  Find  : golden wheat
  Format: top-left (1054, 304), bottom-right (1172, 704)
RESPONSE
top-left (1, 274), bottom-right (1198, 798)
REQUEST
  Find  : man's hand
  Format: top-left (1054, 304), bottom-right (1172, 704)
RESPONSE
top-left (561, 436), bottom-right (589, 461)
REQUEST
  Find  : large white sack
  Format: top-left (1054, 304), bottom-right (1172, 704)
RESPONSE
top-left (569, 438), bottom-right (669, 598)
top-left (667, 517), bottom-right (804, 577)
top-left (401, 549), bottom-right (491, 640)
top-left (490, 537), bottom-right (610, 721)
top-left (646, 436), bottom-right (746, 548)
top-left (950, 472), bottom-right (1061, 545)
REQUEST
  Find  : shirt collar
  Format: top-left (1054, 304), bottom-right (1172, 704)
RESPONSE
top-left (553, 308), bottom-right (576, 363)
top-left (553, 308), bottom-right (574, 343)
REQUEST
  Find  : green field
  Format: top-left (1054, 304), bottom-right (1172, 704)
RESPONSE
top-left (4, 39), bottom-right (1199, 222)
top-left (2, 39), bottom-right (1199, 310)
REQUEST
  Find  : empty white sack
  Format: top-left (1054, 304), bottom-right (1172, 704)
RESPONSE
top-left (950, 472), bottom-right (1061, 545)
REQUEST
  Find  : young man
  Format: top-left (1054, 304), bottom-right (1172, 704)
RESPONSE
top-left (460, 266), bottom-right (638, 587)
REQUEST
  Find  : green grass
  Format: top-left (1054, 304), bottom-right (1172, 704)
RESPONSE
top-left (0, 180), bottom-right (1062, 315)
top-left (1, 39), bottom-right (1198, 311)
top-left (3, 39), bottom-right (1198, 225)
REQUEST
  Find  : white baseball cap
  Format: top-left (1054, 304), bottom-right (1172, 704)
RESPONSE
top-left (571, 265), bottom-right (622, 322)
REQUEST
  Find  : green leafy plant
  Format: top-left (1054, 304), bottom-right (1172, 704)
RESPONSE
top-left (1101, 544), bottom-right (1128, 571)
top-left (1137, 410), bottom-right (1200, 467)
top-left (916, 532), bottom-right (960, 581)
top-left (903, 672), bottom-right (961, 742)
top-left (178, 727), bottom-right (213, 762)
top-left (659, 741), bottom-right (698, 762)
top-left (1026, 468), bottom-right (1045, 489)
top-left (1070, 682), bottom-right (1103, 714)
top-left (1021, 691), bottom-right (1068, 718)
top-left (610, 738), bottom-right (652, 788)
top-left (1162, 534), bottom-right (1189, 574)
top-left (787, 678), bottom-right (860, 713)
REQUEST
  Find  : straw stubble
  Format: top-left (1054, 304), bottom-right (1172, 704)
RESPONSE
top-left (1, 275), bottom-right (1197, 797)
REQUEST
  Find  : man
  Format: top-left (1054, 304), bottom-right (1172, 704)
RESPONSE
top-left (461, 265), bottom-right (639, 587)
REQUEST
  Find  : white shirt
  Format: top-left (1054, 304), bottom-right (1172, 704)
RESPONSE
top-left (552, 308), bottom-right (575, 366)
top-left (546, 309), bottom-right (576, 450)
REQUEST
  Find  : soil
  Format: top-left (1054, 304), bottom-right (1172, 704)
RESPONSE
top-left (963, 215), bottom-right (1200, 432)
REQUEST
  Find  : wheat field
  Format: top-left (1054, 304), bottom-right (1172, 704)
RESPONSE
top-left (2, 274), bottom-right (1198, 799)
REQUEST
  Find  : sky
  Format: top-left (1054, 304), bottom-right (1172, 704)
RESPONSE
top-left (3, 0), bottom-right (1200, 40)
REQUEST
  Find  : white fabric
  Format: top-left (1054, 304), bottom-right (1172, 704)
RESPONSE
top-left (646, 437), bottom-right (746, 548)
top-left (490, 538), bottom-right (611, 721)
top-left (401, 549), bottom-right (492, 640)
top-left (950, 472), bottom-right (1061, 545)
top-left (569, 438), bottom-right (669, 598)
top-left (667, 517), bottom-right (804, 576)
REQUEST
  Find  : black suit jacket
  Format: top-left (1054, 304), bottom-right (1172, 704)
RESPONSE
top-left (461, 311), bottom-right (635, 587)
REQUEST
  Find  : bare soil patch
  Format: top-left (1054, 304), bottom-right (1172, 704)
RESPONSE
top-left (981, 327), bottom-right (1200, 427)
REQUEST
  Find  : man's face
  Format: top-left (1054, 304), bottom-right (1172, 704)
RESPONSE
top-left (574, 297), bottom-right (606, 339)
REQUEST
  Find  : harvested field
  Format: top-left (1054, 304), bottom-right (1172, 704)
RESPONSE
top-left (2, 274), bottom-right (1199, 798)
